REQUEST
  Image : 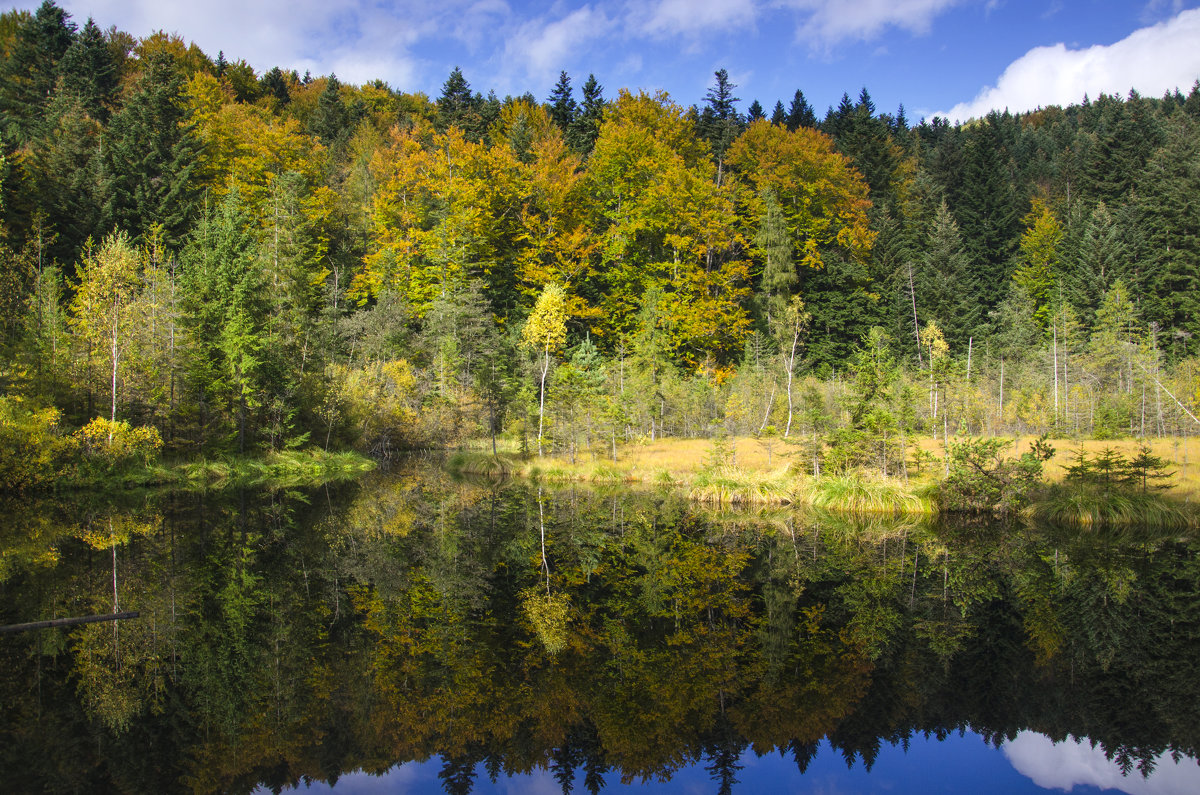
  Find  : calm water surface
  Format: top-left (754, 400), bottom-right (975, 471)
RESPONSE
top-left (2, 462), bottom-right (1198, 793)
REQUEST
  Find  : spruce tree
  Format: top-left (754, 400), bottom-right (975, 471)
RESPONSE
top-left (770, 100), bottom-right (786, 126)
top-left (546, 70), bottom-right (577, 134)
top-left (786, 89), bottom-right (816, 130)
top-left (746, 99), bottom-right (764, 122)
top-left (0, 0), bottom-right (75, 143)
top-left (1134, 117), bottom-right (1200, 355)
top-left (99, 54), bottom-right (200, 249)
top-left (308, 74), bottom-right (349, 146)
top-left (569, 74), bottom-right (605, 155)
top-left (54, 17), bottom-right (115, 121)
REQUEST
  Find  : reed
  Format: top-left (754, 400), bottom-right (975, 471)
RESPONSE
top-left (688, 466), bottom-right (794, 505)
top-left (801, 473), bottom-right (933, 515)
top-left (1032, 484), bottom-right (1194, 529)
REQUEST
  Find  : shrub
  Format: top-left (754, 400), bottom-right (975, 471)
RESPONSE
top-left (0, 398), bottom-right (70, 491)
top-left (939, 434), bottom-right (1053, 514)
top-left (73, 417), bottom-right (163, 472)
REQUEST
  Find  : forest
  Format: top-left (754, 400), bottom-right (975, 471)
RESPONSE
top-left (2, 1), bottom-right (1200, 493)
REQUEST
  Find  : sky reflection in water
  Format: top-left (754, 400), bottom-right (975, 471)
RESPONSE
top-left (269, 730), bottom-right (1200, 794)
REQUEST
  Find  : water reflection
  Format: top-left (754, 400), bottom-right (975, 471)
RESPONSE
top-left (1004, 732), bottom-right (1200, 795)
top-left (1, 464), bottom-right (1198, 793)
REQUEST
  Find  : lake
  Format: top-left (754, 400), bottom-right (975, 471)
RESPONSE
top-left (2, 460), bottom-right (1198, 793)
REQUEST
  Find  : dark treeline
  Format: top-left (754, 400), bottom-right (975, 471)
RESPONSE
top-left (2, 1), bottom-right (1200, 474)
top-left (1, 478), bottom-right (1197, 791)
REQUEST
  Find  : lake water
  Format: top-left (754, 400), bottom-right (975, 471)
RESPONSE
top-left (2, 462), bottom-right (1198, 793)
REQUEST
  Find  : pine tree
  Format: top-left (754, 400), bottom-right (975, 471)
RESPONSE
top-left (746, 99), bottom-right (764, 122)
top-left (53, 17), bottom-right (116, 121)
top-left (547, 70), bottom-right (577, 134)
top-left (0, 0), bottom-right (75, 143)
top-left (308, 74), bottom-right (349, 147)
top-left (770, 100), bottom-right (786, 126)
top-left (569, 73), bottom-right (605, 155)
top-left (786, 89), bottom-right (816, 130)
top-left (99, 54), bottom-right (200, 249)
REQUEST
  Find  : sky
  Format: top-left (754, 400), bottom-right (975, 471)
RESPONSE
top-left (255, 731), bottom-right (1200, 794)
top-left (14, 0), bottom-right (1200, 123)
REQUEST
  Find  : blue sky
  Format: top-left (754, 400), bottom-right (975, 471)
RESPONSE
top-left (21, 1), bottom-right (1200, 123)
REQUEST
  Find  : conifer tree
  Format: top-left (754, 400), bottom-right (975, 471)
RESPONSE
top-left (770, 100), bottom-right (786, 126)
top-left (99, 54), bottom-right (200, 248)
top-left (547, 70), bottom-right (577, 133)
top-left (786, 89), bottom-right (816, 130)
top-left (0, 0), bottom-right (74, 143)
top-left (569, 74), bottom-right (605, 155)
top-left (54, 17), bottom-right (115, 121)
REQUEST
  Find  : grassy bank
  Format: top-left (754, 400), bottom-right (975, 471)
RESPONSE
top-left (446, 434), bottom-right (1197, 524)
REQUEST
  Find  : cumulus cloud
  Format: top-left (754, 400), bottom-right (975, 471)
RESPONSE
top-left (934, 7), bottom-right (1200, 122)
top-left (781, 0), bottom-right (964, 46)
top-left (1003, 732), bottom-right (1200, 795)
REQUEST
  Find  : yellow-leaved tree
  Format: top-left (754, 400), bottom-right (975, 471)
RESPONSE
top-left (521, 283), bottom-right (568, 456)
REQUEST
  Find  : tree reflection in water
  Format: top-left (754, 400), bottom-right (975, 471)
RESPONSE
top-left (1, 463), bottom-right (1198, 793)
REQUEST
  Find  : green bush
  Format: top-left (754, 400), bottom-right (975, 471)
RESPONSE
top-left (939, 434), bottom-right (1053, 514)
top-left (0, 397), bottom-right (71, 492)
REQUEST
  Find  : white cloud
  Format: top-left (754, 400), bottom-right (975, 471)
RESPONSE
top-left (780, 0), bottom-right (964, 46)
top-left (934, 7), bottom-right (1200, 122)
top-left (503, 5), bottom-right (615, 84)
top-left (1003, 731), bottom-right (1200, 795)
top-left (639, 0), bottom-right (759, 37)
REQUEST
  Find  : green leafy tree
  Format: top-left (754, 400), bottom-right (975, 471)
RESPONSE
top-left (69, 232), bottom-right (143, 440)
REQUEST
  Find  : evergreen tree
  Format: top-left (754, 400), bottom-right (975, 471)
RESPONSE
top-left (755, 188), bottom-right (794, 336)
top-left (0, 0), bottom-right (75, 143)
top-left (950, 114), bottom-right (1022, 333)
top-left (786, 89), bottom-right (816, 130)
top-left (547, 70), bottom-right (577, 134)
top-left (437, 66), bottom-right (484, 140)
top-left (569, 73), bottom-right (605, 155)
top-left (746, 99), bottom-right (764, 122)
top-left (700, 69), bottom-right (741, 176)
top-left (1134, 117), bottom-right (1200, 355)
top-left (260, 66), bottom-right (291, 107)
top-left (180, 189), bottom-right (268, 453)
top-left (99, 54), bottom-right (200, 248)
top-left (770, 100), bottom-right (786, 126)
top-left (54, 17), bottom-right (116, 121)
top-left (308, 74), bottom-right (349, 147)
top-left (920, 200), bottom-right (972, 348)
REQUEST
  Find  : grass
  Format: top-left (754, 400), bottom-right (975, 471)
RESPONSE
top-left (1031, 483), bottom-right (1194, 529)
top-left (688, 466), bottom-right (794, 505)
top-left (801, 473), bottom-right (934, 516)
top-left (445, 433), bottom-right (1200, 520)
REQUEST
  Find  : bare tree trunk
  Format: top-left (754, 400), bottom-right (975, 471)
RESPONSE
top-left (537, 348), bottom-right (549, 456)
top-left (784, 331), bottom-right (799, 438)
